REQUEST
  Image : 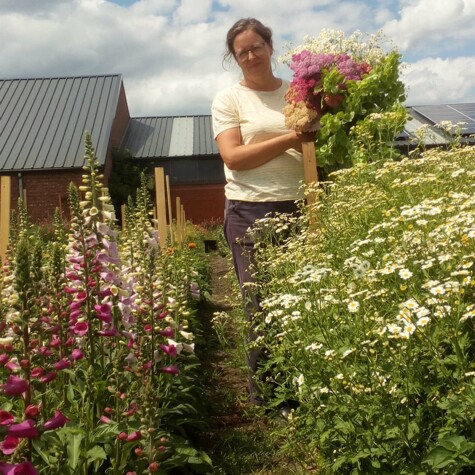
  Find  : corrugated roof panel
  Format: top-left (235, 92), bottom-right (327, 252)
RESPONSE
top-left (168, 117), bottom-right (194, 156)
top-left (120, 117), bottom-right (146, 156)
top-left (11, 79), bottom-right (52, 170)
top-left (0, 75), bottom-right (122, 171)
top-left (91, 75), bottom-right (118, 161)
top-left (404, 114), bottom-right (447, 145)
top-left (146, 117), bottom-right (173, 157)
top-left (29, 77), bottom-right (74, 169)
top-left (193, 116), bottom-right (218, 155)
top-left (0, 80), bottom-right (22, 139)
top-left (120, 116), bottom-right (218, 159)
top-left (122, 117), bottom-right (174, 158)
top-left (57, 77), bottom-right (94, 168)
top-left (1, 80), bottom-right (32, 169)
top-left (44, 78), bottom-right (86, 168)
top-left (413, 104), bottom-right (475, 135)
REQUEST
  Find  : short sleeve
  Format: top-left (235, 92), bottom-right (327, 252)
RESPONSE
top-left (211, 88), bottom-right (240, 139)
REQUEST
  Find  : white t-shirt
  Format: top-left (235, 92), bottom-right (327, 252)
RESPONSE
top-left (211, 80), bottom-right (305, 202)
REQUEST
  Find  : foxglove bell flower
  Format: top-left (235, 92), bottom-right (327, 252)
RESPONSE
top-left (0, 435), bottom-right (20, 455)
top-left (0, 411), bottom-right (14, 425)
top-left (3, 376), bottom-right (29, 396)
top-left (24, 405), bottom-right (40, 419)
top-left (39, 372), bottom-right (57, 384)
top-left (0, 461), bottom-right (38, 475)
top-left (53, 358), bottom-right (71, 370)
top-left (160, 344), bottom-right (177, 358)
top-left (161, 365), bottom-right (179, 375)
top-left (70, 348), bottom-right (84, 361)
top-left (126, 431), bottom-right (141, 442)
top-left (73, 321), bottom-right (88, 336)
top-left (7, 419), bottom-right (39, 438)
top-left (43, 411), bottom-right (69, 431)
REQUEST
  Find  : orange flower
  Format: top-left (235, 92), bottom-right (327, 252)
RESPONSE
top-left (188, 242), bottom-right (196, 249)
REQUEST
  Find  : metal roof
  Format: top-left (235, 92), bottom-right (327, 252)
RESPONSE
top-left (119, 115), bottom-right (218, 158)
top-left (0, 74), bottom-right (122, 171)
top-left (121, 104), bottom-right (475, 160)
top-left (398, 103), bottom-right (475, 147)
top-left (402, 112), bottom-right (448, 145)
top-left (411, 103), bottom-right (475, 135)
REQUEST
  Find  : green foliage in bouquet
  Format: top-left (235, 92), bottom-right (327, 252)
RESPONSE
top-left (281, 29), bottom-right (407, 169)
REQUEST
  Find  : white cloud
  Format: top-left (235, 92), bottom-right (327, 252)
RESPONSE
top-left (0, 0), bottom-right (474, 115)
top-left (402, 56), bottom-right (475, 105)
top-left (129, 0), bottom-right (177, 15)
top-left (172, 0), bottom-right (212, 24)
top-left (127, 70), bottom-right (236, 116)
top-left (382, 0), bottom-right (475, 52)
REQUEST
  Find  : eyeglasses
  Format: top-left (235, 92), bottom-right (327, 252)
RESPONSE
top-left (236, 42), bottom-right (267, 62)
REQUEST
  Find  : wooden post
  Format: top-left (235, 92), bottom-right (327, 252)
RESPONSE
top-left (181, 204), bottom-right (185, 242)
top-left (302, 141), bottom-right (319, 205)
top-left (121, 204), bottom-right (126, 232)
top-left (154, 168), bottom-right (168, 251)
top-left (165, 175), bottom-right (174, 246)
top-left (175, 197), bottom-right (182, 247)
top-left (302, 141), bottom-right (319, 229)
top-left (0, 176), bottom-right (12, 264)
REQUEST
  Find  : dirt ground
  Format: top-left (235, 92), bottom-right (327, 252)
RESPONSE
top-left (199, 252), bottom-right (250, 417)
top-left (196, 251), bottom-right (318, 475)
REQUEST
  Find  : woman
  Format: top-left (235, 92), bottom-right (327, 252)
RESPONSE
top-left (211, 18), bottom-right (316, 405)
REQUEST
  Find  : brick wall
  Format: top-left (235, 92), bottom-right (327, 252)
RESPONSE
top-left (170, 183), bottom-right (225, 224)
top-left (5, 170), bottom-right (84, 226)
top-left (1, 173), bottom-right (226, 227)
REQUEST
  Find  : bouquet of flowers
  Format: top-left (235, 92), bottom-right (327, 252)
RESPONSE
top-left (281, 29), bottom-right (407, 167)
top-left (284, 51), bottom-right (371, 132)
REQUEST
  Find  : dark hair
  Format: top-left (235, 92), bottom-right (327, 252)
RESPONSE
top-left (224, 18), bottom-right (273, 64)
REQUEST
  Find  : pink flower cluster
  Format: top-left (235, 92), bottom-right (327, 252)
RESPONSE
top-left (0, 406), bottom-right (68, 472)
top-left (284, 50), bottom-right (371, 132)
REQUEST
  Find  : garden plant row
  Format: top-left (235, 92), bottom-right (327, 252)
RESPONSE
top-left (0, 135), bottom-right (213, 474)
top-left (250, 143), bottom-right (475, 474)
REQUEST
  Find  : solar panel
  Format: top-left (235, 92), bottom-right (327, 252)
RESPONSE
top-left (413, 104), bottom-right (475, 135)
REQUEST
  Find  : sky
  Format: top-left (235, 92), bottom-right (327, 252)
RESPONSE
top-left (1, 0), bottom-right (474, 117)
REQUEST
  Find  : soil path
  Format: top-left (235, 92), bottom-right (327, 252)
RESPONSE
top-left (196, 251), bottom-right (316, 474)
top-left (196, 252), bottom-right (269, 473)
top-left (199, 252), bottom-right (249, 421)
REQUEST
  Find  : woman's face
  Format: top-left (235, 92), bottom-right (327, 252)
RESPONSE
top-left (233, 29), bottom-right (272, 77)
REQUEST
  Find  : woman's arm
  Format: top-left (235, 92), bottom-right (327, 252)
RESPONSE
top-left (216, 127), bottom-right (314, 171)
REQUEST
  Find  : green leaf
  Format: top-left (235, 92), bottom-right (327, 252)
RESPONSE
top-left (423, 447), bottom-right (454, 469)
top-left (87, 445), bottom-right (108, 464)
top-left (439, 435), bottom-right (467, 451)
top-left (32, 438), bottom-right (56, 466)
top-left (175, 446), bottom-right (199, 456)
top-left (67, 432), bottom-right (84, 470)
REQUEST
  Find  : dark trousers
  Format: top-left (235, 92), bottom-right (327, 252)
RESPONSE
top-left (224, 199), bottom-right (300, 404)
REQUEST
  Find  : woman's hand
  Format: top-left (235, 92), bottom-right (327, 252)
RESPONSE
top-left (293, 131), bottom-right (316, 152)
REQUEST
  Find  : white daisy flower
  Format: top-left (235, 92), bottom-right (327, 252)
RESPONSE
top-left (416, 317), bottom-right (430, 327)
top-left (399, 268), bottom-right (413, 280)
